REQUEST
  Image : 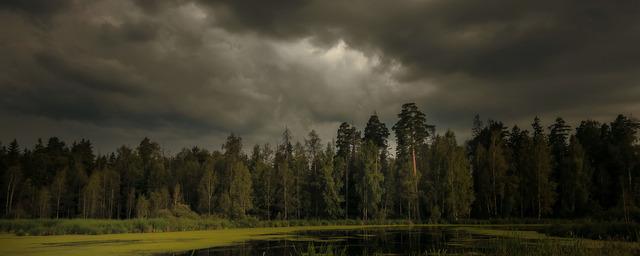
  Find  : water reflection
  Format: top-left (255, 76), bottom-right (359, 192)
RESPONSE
top-left (162, 226), bottom-right (505, 256)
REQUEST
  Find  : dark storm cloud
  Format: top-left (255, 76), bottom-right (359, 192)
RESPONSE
top-left (197, 0), bottom-right (640, 132)
top-left (0, 0), bottom-right (70, 17)
top-left (1, 0), bottom-right (639, 152)
top-left (201, 0), bottom-right (640, 78)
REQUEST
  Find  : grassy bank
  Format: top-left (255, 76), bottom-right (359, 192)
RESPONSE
top-left (2, 218), bottom-right (638, 241)
top-left (1, 224), bottom-right (638, 256)
top-left (0, 218), bottom-right (414, 236)
top-left (0, 225), bottom-right (381, 256)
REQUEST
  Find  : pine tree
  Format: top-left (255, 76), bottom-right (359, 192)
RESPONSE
top-left (392, 103), bottom-right (432, 219)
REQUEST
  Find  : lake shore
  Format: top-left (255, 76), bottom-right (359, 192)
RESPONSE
top-left (1, 223), bottom-right (639, 256)
top-left (0, 224), bottom-right (412, 256)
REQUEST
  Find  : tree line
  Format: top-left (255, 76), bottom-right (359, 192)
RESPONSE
top-left (1, 103), bottom-right (638, 222)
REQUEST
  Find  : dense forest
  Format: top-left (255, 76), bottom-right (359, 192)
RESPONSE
top-left (1, 103), bottom-right (639, 222)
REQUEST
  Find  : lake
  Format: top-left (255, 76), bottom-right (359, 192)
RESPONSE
top-left (163, 226), bottom-right (538, 255)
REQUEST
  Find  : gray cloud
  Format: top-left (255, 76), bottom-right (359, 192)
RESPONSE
top-left (1, 0), bottom-right (639, 152)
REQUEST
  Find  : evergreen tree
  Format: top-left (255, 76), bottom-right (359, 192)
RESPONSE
top-left (364, 113), bottom-right (390, 149)
top-left (138, 137), bottom-right (167, 193)
top-left (428, 131), bottom-right (474, 221)
top-left (274, 129), bottom-right (294, 220)
top-left (114, 146), bottom-right (142, 218)
top-left (223, 134), bottom-right (253, 218)
top-left (608, 115), bottom-right (640, 222)
top-left (531, 117), bottom-right (556, 219)
top-left (562, 136), bottom-right (592, 216)
top-left (320, 143), bottom-right (343, 218)
top-left (250, 144), bottom-right (275, 219)
top-left (356, 141), bottom-right (384, 220)
top-left (548, 117), bottom-right (571, 216)
top-left (292, 142), bottom-right (308, 218)
top-left (470, 121), bottom-right (508, 218)
top-left (363, 114), bottom-right (391, 218)
top-left (335, 122), bottom-right (359, 219)
top-left (507, 126), bottom-right (530, 217)
top-left (4, 106), bottom-right (640, 223)
top-left (392, 103), bottom-right (432, 219)
top-left (305, 130), bottom-right (323, 218)
top-left (576, 120), bottom-right (610, 210)
top-left (4, 140), bottom-right (21, 217)
top-left (486, 129), bottom-right (508, 217)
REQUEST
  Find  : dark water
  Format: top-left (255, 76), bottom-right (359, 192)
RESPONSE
top-left (162, 226), bottom-right (524, 256)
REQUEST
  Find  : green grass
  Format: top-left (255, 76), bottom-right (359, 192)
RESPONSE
top-left (460, 226), bottom-right (640, 255)
top-left (0, 225), bottom-right (391, 256)
top-left (0, 218), bottom-right (415, 236)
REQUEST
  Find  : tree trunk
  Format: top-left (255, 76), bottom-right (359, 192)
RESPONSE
top-left (284, 176), bottom-right (287, 220)
top-left (537, 169), bottom-right (541, 220)
top-left (412, 147), bottom-right (420, 220)
top-left (56, 193), bottom-right (61, 219)
top-left (346, 162), bottom-right (349, 220)
top-left (5, 179), bottom-right (13, 216)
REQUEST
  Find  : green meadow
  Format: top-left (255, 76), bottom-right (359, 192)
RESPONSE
top-left (0, 225), bottom-right (387, 256)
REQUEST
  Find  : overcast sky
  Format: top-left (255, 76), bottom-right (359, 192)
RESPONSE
top-left (1, 0), bottom-right (639, 154)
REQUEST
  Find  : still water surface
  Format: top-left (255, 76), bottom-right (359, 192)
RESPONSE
top-left (163, 226), bottom-right (532, 255)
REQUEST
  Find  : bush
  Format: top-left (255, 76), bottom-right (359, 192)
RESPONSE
top-left (171, 203), bottom-right (199, 219)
